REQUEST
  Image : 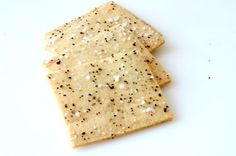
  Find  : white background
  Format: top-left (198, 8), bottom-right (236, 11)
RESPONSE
top-left (0, 0), bottom-right (235, 155)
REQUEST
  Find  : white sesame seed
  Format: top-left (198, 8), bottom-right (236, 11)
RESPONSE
top-left (64, 113), bottom-right (68, 117)
top-left (133, 119), bottom-right (137, 122)
top-left (93, 125), bottom-right (97, 130)
top-left (102, 132), bottom-right (106, 135)
top-left (150, 75), bottom-right (154, 79)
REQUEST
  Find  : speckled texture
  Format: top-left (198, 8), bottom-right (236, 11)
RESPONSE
top-left (45, 26), bottom-right (170, 87)
top-left (47, 48), bottom-right (173, 147)
top-left (44, 1), bottom-right (164, 53)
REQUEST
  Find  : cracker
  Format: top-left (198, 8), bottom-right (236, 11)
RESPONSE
top-left (47, 48), bottom-right (173, 147)
top-left (45, 1), bottom-right (164, 53)
top-left (45, 26), bottom-right (170, 86)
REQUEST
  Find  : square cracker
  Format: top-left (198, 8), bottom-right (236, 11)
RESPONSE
top-left (47, 48), bottom-right (173, 147)
top-left (45, 26), bottom-right (170, 87)
top-left (45, 1), bottom-right (164, 53)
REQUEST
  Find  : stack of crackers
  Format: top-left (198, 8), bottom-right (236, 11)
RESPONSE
top-left (44, 1), bottom-right (173, 148)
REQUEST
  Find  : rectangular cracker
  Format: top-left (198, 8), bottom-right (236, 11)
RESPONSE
top-left (45, 1), bottom-right (164, 53)
top-left (47, 49), bottom-right (173, 147)
top-left (45, 26), bottom-right (170, 87)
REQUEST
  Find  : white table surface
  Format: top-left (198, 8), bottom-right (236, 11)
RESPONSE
top-left (0, 0), bottom-right (235, 155)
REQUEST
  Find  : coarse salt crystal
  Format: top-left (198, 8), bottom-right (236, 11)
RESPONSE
top-left (49, 37), bottom-right (56, 44)
top-left (138, 97), bottom-right (145, 104)
top-left (113, 16), bottom-right (120, 21)
top-left (143, 107), bottom-right (155, 113)
top-left (122, 22), bottom-right (128, 27)
top-left (85, 75), bottom-right (90, 80)
top-left (78, 61), bottom-right (82, 65)
top-left (75, 25), bottom-right (81, 29)
top-left (107, 17), bottom-right (113, 22)
top-left (75, 111), bottom-right (80, 117)
top-left (108, 58), bottom-right (113, 64)
top-left (119, 84), bottom-right (125, 90)
top-left (82, 36), bottom-right (89, 43)
top-left (114, 75), bottom-right (120, 82)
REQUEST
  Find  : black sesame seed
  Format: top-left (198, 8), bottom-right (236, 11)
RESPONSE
top-left (164, 108), bottom-right (167, 112)
top-left (109, 86), bottom-right (114, 89)
top-left (56, 60), bottom-right (61, 64)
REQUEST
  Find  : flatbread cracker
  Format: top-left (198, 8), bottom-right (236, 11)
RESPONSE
top-left (47, 49), bottom-right (173, 147)
top-left (45, 1), bottom-right (164, 53)
top-left (45, 26), bottom-right (170, 86)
